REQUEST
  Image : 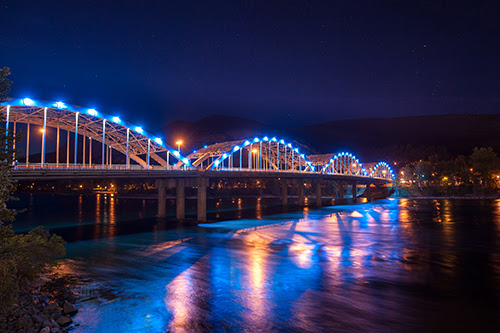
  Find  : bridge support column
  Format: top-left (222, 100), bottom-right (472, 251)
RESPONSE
top-left (281, 179), bottom-right (288, 206)
top-left (156, 179), bottom-right (167, 219)
top-left (176, 179), bottom-right (185, 220)
top-left (338, 182), bottom-right (344, 200)
top-left (365, 183), bottom-right (373, 201)
top-left (352, 182), bottom-right (357, 202)
top-left (197, 177), bottom-right (209, 222)
top-left (315, 181), bottom-right (322, 208)
top-left (298, 179), bottom-right (305, 206)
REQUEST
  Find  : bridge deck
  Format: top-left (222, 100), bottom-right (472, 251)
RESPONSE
top-left (11, 167), bottom-right (390, 184)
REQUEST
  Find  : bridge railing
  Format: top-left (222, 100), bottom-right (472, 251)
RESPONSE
top-left (11, 163), bottom-right (394, 180)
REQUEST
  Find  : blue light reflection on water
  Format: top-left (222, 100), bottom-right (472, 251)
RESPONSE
top-left (34, 198), bottom-right (500, 331)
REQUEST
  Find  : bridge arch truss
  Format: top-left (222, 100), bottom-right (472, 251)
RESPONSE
top-left (369, 162), bottom-right (395, 180)
top-left (1, 98), bottom-right (190, 168)
top-left (308, 152), bottom-right (367, 176)
top-left (187, 137), bottom-right (315, 172)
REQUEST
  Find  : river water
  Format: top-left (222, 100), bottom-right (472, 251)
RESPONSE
top-left (9, 195), bottom-right (500, 332)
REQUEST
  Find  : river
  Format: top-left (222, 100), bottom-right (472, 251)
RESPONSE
top-left (9, 194), bottom-right (500, 332)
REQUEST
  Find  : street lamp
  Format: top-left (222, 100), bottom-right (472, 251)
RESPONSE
top-left (252, 149), bottom-right (258, 169)
top-left (176, 140), bottom-right (183, 153)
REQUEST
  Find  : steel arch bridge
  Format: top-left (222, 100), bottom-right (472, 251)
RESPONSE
top-left (1, 98), bottom-right (395, 181)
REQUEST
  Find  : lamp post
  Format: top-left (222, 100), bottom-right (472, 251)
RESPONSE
top-left (252, 149), bottom-right (257, 169)
top-left (40, 129), bottom-right (45, 167)
top-left (176, 140), bottom-right (183, 154)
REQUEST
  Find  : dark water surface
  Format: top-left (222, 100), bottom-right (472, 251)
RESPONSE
top-left (10, 195), bottom-right (500, 332)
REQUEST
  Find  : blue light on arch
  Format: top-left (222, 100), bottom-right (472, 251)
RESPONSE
top-left (21, 98), bottom-right (35, 106)
top-left (53, 101), bottom-right (66, 109)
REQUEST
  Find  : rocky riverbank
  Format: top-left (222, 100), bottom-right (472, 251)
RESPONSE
top-left (0, 273), bottom-right (79, 333)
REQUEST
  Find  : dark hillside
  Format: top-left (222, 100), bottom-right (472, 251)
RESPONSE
top-left (163, 113), bottom-right (500, 161)
top-left (292, 114), bottom-right (500, 161)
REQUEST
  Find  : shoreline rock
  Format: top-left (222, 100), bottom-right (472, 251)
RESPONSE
top-left (0, 273), bottom-right (79, 333)
top-left (63, 302), bottom-right (78, 316)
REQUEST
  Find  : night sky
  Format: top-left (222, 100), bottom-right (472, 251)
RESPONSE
top-left (1, 1), bottom-right (498, 131)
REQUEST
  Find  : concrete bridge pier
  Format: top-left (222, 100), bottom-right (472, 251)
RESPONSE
top-left (176, 179), bottom-right (185, 220)
top-left (338, 182), bottom-right (345, 200)
top-left (157, 179), bottom-right (167, 218)
top-left (298, 179), bottom-right (305, 206)
top-left (197, 177), bottom-right (209, 222)
top-left (156, 177), bottom-right (209, 222)
top-left (281, 179), bottom-right (288, 206)
top-left (364, 183), bottom-right (374, 201)
top-left (352, 181), bottom-right (357, 203)
top-left (315, 180), bottom-right (322, 207)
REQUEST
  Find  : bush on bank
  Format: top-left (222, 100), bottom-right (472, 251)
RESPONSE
top-left (0, 225), bottom-right (66, 313)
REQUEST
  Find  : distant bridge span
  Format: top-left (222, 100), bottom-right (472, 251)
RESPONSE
top-left (2, 98), bottom-right (395, 222)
